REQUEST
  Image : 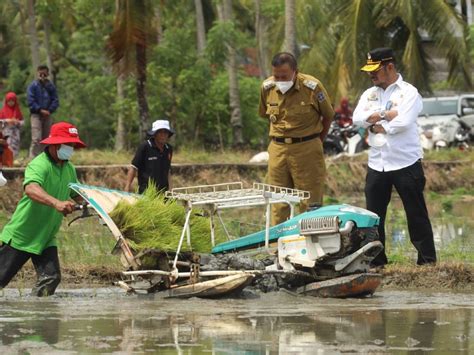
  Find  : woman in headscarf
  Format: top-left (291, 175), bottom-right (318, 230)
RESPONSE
top-left (335, 97), bottom-right (353, 128)
top-left (0, 92), bottom-right (24, 159)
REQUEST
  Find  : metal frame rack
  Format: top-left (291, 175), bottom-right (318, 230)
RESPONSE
top-left (164, 182), bottom-right (310, 272)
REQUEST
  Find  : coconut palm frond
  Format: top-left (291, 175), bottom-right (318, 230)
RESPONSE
top-left (378, 0), bottom-right (431, 93)
top-left (107, 0), bottom-right (156, 76)
top-left (419, 0), bottom-right (472, 90)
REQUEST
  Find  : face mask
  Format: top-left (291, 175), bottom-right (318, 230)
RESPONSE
top-left (275, 73), bottom-right (295, 94)
top-left (57, 144), bottom-right (74, 160)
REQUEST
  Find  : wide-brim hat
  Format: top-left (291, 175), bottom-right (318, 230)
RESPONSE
top-left (360, 47), bottom-right (395, 72)
top-left (40, 121), bottom-right (86, 148)
top-left (147, 119), bottom-right (175, 137)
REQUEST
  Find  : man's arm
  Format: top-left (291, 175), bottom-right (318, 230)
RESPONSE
top-left (48, 83), bottom-right (59, 114)
top-left (314, 84), bottom-right (336, 142)
top-left (320, 114), bottom-right (335, 142)
top-left (379, 90), bottom-right (421, 135)
top-left (258, 85), bottom-right (268, 118)
top-left (353, 90), bottom-right (381, 128)
top-left (26, 83), bottom-right (41, 114)
top-left (124, 166), bottom-right (137, 192)
top-left (25, 182), bottom-right (75, 216)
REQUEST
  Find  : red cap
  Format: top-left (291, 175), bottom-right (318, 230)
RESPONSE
top-left (40, 122), bottom-right (86, 148)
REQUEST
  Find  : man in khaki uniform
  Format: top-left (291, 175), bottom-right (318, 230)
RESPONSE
top-left (258, 52), bottom-right (335, 225)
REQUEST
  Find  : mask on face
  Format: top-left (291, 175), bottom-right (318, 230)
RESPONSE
top-left (275, 73), bottom-right (295, 94)
top-left (57, 144), bottom-right (74, 160)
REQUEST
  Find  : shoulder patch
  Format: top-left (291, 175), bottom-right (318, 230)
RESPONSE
top-left (262, 79), bottom-right (275, 90)
top-left (303, 79), bottom-right (318, 90)
top-left (367, 90), bottom-right (378, 101)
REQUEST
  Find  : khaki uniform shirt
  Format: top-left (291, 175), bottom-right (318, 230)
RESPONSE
top-left (258, 73), bottom-right (335, 138)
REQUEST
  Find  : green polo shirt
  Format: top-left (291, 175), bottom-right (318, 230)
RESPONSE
top-left (0, 151), bottom-right (78, 255)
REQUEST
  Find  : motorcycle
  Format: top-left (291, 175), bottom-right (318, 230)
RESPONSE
top-left (453, 120), bottom-right (470, 150)
top-left (419, 119), bottom-right (470, 151)
top-left (323, 121), bottom-right (369, 156)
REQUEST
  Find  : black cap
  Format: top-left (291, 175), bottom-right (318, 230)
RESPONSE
top-left (360, 47), bottom-right (395, 72)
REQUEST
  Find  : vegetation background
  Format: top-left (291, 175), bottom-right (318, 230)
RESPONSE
top-left (0, 0), bottom-right (473, 154)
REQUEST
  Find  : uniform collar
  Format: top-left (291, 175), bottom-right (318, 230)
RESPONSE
top-left (375, 73), bottom-right (403, 92)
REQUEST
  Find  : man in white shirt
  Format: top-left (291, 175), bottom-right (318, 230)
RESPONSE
top-left (353, 47), bottom-right (436, 268)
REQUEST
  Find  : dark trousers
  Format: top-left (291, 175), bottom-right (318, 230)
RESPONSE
top-left (0, 243), bottom-right (61, 296)
top-left (365, 160), bottom-right (437, 266)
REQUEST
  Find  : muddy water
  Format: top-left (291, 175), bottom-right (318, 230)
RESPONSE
top-left (1, 289), bottom-right (472, 353)
top-left (320, 197), bottom-right (474, 258)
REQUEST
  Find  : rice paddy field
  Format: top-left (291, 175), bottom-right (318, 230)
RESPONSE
top-left (0, 192), bottom-right (471, 271)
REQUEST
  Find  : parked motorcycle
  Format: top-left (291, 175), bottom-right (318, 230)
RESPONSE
top-left (323, 121), bottom-right (369, 156)
top-left (419, 119), bottom-right (470, 151)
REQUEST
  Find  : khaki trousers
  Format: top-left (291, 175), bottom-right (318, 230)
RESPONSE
top-left (29, 113), bottom-right (53, 158)
top-left (267, 138), bottom-right (326, 225)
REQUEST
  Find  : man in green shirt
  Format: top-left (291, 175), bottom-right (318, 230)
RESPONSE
top-left (0, 121), bottom-right (86, 296)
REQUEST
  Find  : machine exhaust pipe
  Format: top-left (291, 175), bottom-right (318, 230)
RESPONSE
top-left (339, 220), bottom-right (355, 235)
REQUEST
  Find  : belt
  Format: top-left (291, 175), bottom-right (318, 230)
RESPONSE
top-left (271, 133), bottom-right (320, 144)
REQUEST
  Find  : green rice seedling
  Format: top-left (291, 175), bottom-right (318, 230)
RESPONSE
top-left (109, 185), bottom-right (225, 254)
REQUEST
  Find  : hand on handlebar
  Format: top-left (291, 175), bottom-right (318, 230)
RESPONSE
top-left (54, 200), bottom-right (76, 216)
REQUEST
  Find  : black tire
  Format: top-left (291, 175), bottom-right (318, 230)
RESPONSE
top-left (323, 142), bottom-right (342, 155)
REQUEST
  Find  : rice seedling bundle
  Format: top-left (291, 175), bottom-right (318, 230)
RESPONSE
top-left (109, 186), bottom-right (226, 253)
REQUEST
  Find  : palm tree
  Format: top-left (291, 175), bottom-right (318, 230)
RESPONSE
top-left (298, 0), bottom-right (472, 101)
top-left (107, 0), bottom-right (156, 140)
top-left (194, 0), bottom-right (206, 55)
top-left (217, 0), bottom-right (244, 146)
top-left (254, 0), bottom-right (269, 78)
top-left (281, 0), bottom-right (297, 57)
top-left (26, 0), bottom-right (40, 72)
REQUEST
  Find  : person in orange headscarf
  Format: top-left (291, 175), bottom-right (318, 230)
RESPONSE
top-left (0, 92), bottom-right (24, 167)
top-left (335, 97), bottom-right (353, 128)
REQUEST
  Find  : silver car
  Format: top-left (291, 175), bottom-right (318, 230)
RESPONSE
top-left (417, 96), bottom-right (472, 149)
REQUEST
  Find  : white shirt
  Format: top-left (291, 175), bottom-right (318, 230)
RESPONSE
top-left (353, 74), bottom-right (423, 172)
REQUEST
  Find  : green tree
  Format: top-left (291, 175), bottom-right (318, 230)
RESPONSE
top-left (107, 0), bottom-right (157, 140)
top-left (297, 0), bottom-right (472, 101)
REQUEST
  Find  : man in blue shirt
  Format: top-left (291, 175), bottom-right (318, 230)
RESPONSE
top-left (27, 65), bottom-right (59, 158)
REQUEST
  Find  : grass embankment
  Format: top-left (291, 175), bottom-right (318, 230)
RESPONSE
top-left (13, 146), bottom-right (256, 166)
top-left (11, 146), bottom-right (474, 165)
top-left (382, 262), bottom-right (473, 291)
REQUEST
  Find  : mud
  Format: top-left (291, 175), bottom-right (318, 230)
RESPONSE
top-left (7, 261), bottom-right (474, 293)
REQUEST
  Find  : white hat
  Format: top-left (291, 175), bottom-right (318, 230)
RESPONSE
top-left (147, 120), bottom-right (175, 137)
top-left (0, 171), bottom-right (7, 187)
top-left (368, 132), bottom-right (387, 148)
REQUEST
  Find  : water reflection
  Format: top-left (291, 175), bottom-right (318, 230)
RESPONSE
top-left (380, 199), bottom-right (473, 254)
top-left (0, 291), bottom-right (472, 353)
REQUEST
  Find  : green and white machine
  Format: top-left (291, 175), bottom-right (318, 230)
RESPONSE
top-left (69, 182), bottom-right (384, 298)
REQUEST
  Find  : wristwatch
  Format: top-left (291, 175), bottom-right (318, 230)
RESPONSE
top-left (379, 110), bottom-right (386, 119)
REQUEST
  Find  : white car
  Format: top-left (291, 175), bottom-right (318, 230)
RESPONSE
top-left (417, 96), bottom-right (472, 150)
